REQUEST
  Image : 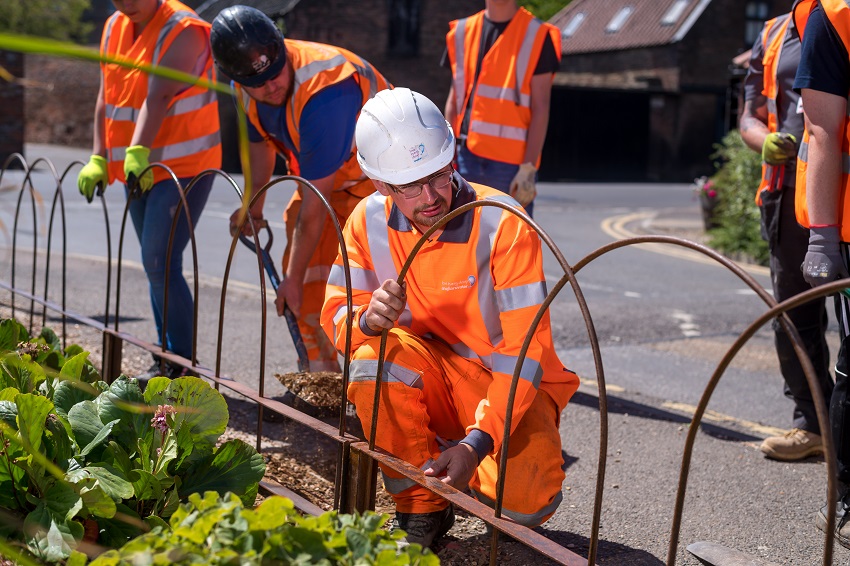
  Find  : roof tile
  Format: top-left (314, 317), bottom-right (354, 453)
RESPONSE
top-left (551, 0), bottom-right (710, 54)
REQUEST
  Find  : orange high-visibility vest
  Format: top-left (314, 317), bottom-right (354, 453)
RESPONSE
top-left (446, 8), bottom-right (561, 166)
top-left (793, 0), bottom-right (850, 238)
top-left (321, 178), bottom-right (579, 450)
top-left (101, 0), bottom-right (221, 185)
top-left (755, 13), bottom-right (793, 205)
top-left (235, 40), bottom-right (390, 195)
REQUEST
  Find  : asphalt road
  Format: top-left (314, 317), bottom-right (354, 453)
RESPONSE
top-left (0, 144), bottom-right (843, 565)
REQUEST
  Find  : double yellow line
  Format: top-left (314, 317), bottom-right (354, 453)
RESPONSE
top-left (601, 211), bottom-right (770, 277)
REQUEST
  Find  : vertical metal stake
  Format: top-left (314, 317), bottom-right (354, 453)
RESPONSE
top-left (344, 444), bottom-right (377, 514)
top-left (102, 333), bottom-right (123, 383)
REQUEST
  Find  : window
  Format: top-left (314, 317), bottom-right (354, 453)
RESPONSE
top-left (744, 1), bottom-right (770, 45)
top-left (562, 12), bottom-right (585, 39)
top-left (387, 0), bottom-right (420, 58)
top-left (606, 6), bottom-right (634, 33)
top-left (661, 0), bottom-right (689, 26)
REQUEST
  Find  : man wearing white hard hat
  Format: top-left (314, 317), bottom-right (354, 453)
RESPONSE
top-left (321, 88), bottom-right (579, 547)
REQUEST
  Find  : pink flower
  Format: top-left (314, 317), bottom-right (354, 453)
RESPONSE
top-left (151, 404), bottom-right (177, 434)
top-left (708, 190), bottom-right (717, 198)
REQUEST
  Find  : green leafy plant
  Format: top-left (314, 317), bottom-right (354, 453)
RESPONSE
top-left (704, 131), bottom-right (769, 266)
top-left (87, 491), bottom-right (439, 566)
top-left (0, 318), bottom-right (266, 562)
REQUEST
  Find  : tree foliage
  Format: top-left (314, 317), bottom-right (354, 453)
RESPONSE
top-left (520, 0), bottom-right (573, 21)
top-left (0, 0), bottom-right (93, 43)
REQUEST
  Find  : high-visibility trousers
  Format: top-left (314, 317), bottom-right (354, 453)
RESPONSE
top-left (348, 328), bottom-right (565, 525)
top-left (283, 180), bottom-right (374, 364)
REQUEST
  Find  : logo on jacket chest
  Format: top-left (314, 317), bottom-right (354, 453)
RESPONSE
top-left (441, 275), bottom-right (476, 291)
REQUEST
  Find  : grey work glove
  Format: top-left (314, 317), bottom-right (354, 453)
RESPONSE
top-left (802, 226), bottom-right (848, 287)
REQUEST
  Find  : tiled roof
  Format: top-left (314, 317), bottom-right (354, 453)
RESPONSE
top-left (550, 0), bottom-right (712, 54)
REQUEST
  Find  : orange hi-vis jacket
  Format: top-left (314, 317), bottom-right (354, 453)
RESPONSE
top-left (794, 0), bottom-right (850, 239)
top-left (756, 13), bottom-right (794, 206)
top-left (321, 176), bottom-right (580, 451)
top-left (101, 0), bottom-right (221, 185)
top-left (235, 40), bottom-right (390, 196)
top-left (446, 8), bottom-right (561, 166)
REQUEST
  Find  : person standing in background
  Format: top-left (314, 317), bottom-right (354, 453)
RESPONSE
top-left (76, 0), bottom-right (221, 378)
top-left (739, 10), bottom-right (833, 462)
top-left (794, 0), bottom-right (850, 548)
top-left (443, 0), bottom-right (560, 217)
top-left (211, 5), bottom-right (390, 372)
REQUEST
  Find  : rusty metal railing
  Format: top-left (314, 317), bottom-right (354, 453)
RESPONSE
top-left (0, 155), bottom-right (838, 565)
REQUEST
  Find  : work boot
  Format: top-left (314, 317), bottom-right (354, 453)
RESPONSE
top-left (816, 492), bottom-right (850, 550)
top-left (759, 428), bottom-right (823, 461)
top-left (393, 504), bottom-right (455, 548)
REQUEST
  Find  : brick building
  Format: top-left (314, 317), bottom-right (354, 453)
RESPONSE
top-left (545, 0), bottom-right (789, 182)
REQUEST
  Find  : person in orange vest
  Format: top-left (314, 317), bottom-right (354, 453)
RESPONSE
top-left (443, 0), bottom-right (561, 217)
top-left (739, 11), bottom-right (833, 462)
top-left (794, 0), bottom-right (850, 548)
top-left (321, 88), bottom-right (579, 547)
top-left (210, 6), bottom-right (391, 372)
top-left (76, 0), bottom-right (222, 379)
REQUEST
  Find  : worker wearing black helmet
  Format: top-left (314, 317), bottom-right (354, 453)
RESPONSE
top-left (210, 5), bottom-right (391, 372)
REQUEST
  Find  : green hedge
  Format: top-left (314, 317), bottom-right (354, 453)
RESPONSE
top-left (703, 131), bottom-right (769, 266)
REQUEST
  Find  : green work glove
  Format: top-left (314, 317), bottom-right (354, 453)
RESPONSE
top-left (124, 145), bottom-right (154, 193)
top-left (761, 132), bottom-right (797, 165)
top-left (77, 154), bottom-right (108, 203)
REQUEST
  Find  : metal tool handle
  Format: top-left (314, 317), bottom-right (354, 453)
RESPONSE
top-left (238, 224), bottom-right (310, 372)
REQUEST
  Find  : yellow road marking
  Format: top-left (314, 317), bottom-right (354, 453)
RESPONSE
top-left (601, 212), bottom-right (770, 278)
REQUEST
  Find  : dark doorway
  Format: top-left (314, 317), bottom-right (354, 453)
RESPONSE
top-left (540, 87), bottom-right (650, 182)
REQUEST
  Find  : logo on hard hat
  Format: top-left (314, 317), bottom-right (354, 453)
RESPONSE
top-left (468, 276), bottom-right (476, 287)
top-left (251, 54), bottom-right (271, 73)
top-left (409, 143), bottom-right (427, 163)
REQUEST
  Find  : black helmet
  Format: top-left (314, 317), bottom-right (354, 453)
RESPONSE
top-left (210, 5), bottom-right (286, 87)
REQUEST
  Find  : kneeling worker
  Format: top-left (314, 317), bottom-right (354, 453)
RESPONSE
top-left (320, 88), bottom-right (579, 547)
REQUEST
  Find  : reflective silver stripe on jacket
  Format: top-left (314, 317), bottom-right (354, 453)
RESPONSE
top-left (763, 14), bottom-right (790, 124)
top-left (476, 201), bottom-right (508, 346)
top-left (496, 281), bottom-right (546, 312)
top-left (469, 120), bottom-right (528, 142)
top-left (455, 14), bottom-right (541, 119)
top-left (105, 82), bottom-right (216, 124)
top-left (453, 18), bottom-right (468, 116)
top-left (475, 84), bottom-right (531, 107)
top-left (150, 10), bottom-right (204, 67)
top-left (364, 194), bottom-right (412, 327)
top-left (289, 53), bottom-right (349, 139)
top-left (328, 264), bottom-right (380, 293)
top-left (332, 304), bottom-right (350, 344)
top-left (514, 17), bottom-right (542, 94)
top-left (798, 141), bottom-right (850, 175)
top-left (473, 489), bottom-right (562, 526)
top-left (352, 56), bottom-right (379, 99)
top-left (349, 359), bottom-right (422, 388)
top-left (492, 352), bottom-right (542, 387)
top-left (382, 459), bottom-right (436, 495)
top-left (102, 14), bottom-right (118, 51)
top-left (110, 130), bottom-right (221, 162)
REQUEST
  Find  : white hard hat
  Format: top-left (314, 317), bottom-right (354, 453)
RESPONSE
top-left (356, 88), bottom-right (456, 185)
